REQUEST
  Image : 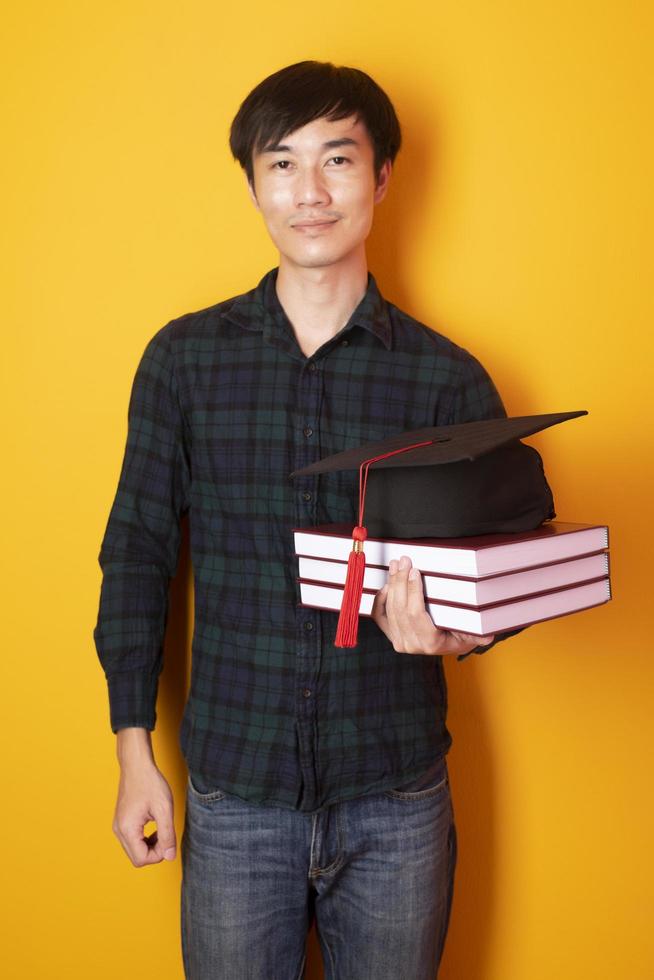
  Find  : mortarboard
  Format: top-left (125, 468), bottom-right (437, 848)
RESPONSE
top-left (289, 410), bottom-right (588, 647)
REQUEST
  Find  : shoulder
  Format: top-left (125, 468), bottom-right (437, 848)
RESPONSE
top-left (157, 285), bottom-right (259, 346)
top-left (136, 282), bottom-right (263, 375)
top-left (384, 295), bottom-right (506, 422)
top-left (386, 296), bottom-right (485, 371)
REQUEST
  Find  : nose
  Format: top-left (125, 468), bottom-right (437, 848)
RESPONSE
top-left (294, 166), bottom-right (331, 208)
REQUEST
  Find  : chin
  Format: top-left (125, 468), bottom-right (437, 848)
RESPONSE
top-left (285, 246), bottom-right (359, 270)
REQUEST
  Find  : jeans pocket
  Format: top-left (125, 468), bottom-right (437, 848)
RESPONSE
top-left (383, 756), bottom-right (449, 801)
top-left (186, 771), bottom-right (227, 804)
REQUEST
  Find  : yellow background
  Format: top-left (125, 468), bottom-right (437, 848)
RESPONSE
top-left (2, 1), bottom-right (652, 977)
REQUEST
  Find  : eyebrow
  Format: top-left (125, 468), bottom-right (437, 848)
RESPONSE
top-left (260, 137), bottom-right (360, 154)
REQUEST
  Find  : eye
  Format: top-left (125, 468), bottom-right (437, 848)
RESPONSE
top-left (328, 156), bottom-right (350, 165)
top-left (272, 160), bottom-right (292, 170)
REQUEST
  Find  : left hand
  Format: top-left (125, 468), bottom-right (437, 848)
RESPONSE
top-left (370, 555), bottom-right (495, 656)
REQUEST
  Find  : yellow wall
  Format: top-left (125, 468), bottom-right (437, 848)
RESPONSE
top-left (3, 2), bottom-right (652, 977)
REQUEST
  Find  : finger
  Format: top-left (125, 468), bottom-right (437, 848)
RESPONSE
top-left (150, 799), bottom-right (177, 861)
top-left (403, 565), bottom-right (440, 653)
top-left (116, 810), bottom-right (164, 866)
top-left (387, 555), bottom-right (424, 651)
top-left (406, 565), bottom-right (428, 616)
top-left (384, 560), bottom-right (401, 638)
top-left (386, 555), bottom-right (410, 624)
top-left (399, 559), bottom-right (435, 648)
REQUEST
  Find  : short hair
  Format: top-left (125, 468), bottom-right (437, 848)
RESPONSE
top-left (229, 60), bottom-right (402, 188)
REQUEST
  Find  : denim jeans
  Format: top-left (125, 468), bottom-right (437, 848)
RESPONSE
top-left (180, 754), bottom-right (457, 979)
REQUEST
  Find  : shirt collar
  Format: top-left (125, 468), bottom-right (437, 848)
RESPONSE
top-left (222, 266), bottom-right (393, 353)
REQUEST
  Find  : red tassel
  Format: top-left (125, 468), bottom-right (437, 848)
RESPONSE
top-left (332, 438), bottom-right (434, 650)
top-left (334, 525), bottom-right (368, 647)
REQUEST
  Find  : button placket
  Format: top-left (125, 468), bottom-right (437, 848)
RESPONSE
top-left (293, 354), bottom-right (324, 811)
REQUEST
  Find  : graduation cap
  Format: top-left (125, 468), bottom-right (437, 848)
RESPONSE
top-left (290, 410), bottom-right (588, 647)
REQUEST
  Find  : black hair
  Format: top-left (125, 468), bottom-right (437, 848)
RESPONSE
top-left (229, 60), bottom-right (402, 188)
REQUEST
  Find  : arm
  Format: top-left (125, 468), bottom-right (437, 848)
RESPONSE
top-left (93, 323), bottom-right (190, 730)
top-left (371, 349), bottom-right (527, 659)
top-left (447, 351), bottom-right (528, 661)
top-left (93, 322), bottom-right (190, 865)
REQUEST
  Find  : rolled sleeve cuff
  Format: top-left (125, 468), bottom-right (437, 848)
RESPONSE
top-left (456, 626), bottom-right (527, 662)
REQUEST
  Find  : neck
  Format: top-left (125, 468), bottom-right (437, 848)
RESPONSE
top-left (275, 249), bottom-right (369, 355)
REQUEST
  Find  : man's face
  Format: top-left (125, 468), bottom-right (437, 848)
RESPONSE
top-left (247, 114), bottom-right (391, 271)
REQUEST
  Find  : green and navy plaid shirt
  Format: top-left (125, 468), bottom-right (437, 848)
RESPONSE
top-left (93, 266), bottom-right (510, 812)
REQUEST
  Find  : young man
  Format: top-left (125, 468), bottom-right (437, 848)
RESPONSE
top-left (94, 61), bottom-right (509, 979)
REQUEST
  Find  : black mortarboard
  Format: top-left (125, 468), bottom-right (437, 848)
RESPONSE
top-left (289, 410), bottom-right (588, 647)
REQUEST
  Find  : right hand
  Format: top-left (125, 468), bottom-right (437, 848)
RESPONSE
top-left (112, 759), bottom-right (177, 868)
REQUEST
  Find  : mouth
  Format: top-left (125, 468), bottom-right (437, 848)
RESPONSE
top-left (292, 219), bottom-right (339, 230)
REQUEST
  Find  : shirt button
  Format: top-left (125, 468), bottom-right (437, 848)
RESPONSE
top-left (341, 338), bottom-right (349, 346)
top-left (308, 362), bottom-right (317, 372)
top-left (303, 688), bottom-right (312, 698)
top-left (303, 426), bottom-right (313, 438)
top-left (302, 491), bottom-right (312, 502)
top-left (304, 621), bottom-right (314, 631)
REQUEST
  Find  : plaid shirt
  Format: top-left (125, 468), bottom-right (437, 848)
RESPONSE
top-left (93, 266), bottom-right (510, 812)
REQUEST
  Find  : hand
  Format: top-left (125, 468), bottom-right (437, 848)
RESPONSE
top-left (112, 761), bottom-right (177, 868)
top-left (370, 555), bottom-right (495, 656)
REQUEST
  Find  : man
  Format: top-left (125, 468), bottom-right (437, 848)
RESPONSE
top-left (94, 60), bottom-right (511, 979)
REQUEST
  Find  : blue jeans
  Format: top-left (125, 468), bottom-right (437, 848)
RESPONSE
top-left (180, 754), bottom-right (457, 979)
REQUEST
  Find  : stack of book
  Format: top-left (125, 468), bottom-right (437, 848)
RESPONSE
top-left (293, 522), bottom-right (611, 636)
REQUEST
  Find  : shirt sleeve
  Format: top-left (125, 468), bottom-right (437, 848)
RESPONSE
top-left (447, 348), bottom-right (506, 427)
top-left (447, 350), bottom-right (527, 662)
top-left (92, 323), bottom-right (191, 732)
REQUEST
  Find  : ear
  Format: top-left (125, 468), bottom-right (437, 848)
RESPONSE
top-left (246, 175), bottom-right (260, 210)
top-left (373, 159), bottom-right (392, 205)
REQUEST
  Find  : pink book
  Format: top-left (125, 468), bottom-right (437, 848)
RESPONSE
top-left (297, 576), bottom-right (612, 637)
top-left (293, 521), bottom-right (609, 578)
top-left (296, 551), bottom-right (610, 606)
